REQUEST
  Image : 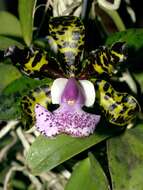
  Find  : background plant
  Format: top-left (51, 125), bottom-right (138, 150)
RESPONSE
top-left (0, 0), bottom-right (143, 190)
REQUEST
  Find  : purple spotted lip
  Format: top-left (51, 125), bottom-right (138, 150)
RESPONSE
top-left (35, 78), bottom-right (100, 137)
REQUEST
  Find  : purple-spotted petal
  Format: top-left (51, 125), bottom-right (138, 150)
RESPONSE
top-left (35, 104), bottom-right (100, 137)
top-left (54, 104), bottom-right (100, 137)
top-left (35, 104), bottom-right (60, 137)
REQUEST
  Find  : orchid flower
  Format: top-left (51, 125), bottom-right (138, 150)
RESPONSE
top-left (35, 78), bottom-right (100, 137)
top-left (5, 16), bottom-right (140, 138)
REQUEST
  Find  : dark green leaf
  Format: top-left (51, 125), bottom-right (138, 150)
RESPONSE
top-left (134, 72), bottom-right (143, 90)
top-left (0, 76), bottom-right (52, 120)
top-left (106, 29), bottom-right (143, 51)
top-left (0, 36), bottom-right (24, 50)
top-left (106, 29), bottom-right (143, 70)
top-left (0, 63), bottom-right (21, 93)
top-left (33, 38), bottom-right (51, 49)
top-left (65, 158), bottom-right (97, 190)
top-left (65, 153), bottom-right (109, 190)
top-left (88, 153), bottom-right (109, 190)
top-left (108, 124), bottom-right (143, 190)
top-left (0, 11), bottom-right (22, 37)
top-left (26, 128), bottom-right (114, 174)
top-left (18, 0), bottom-right (36, 46)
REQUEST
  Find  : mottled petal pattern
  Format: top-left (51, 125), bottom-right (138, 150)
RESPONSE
top-left (79, 42), bottom-right (127, 78)
top-left (94, 79), bottom-right (140, 125)
top-left (49, 16), bottom-right (85, 75)
top-left (4, 46), bottom-right (64, 79)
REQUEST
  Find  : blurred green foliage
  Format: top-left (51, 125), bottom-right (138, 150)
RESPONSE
top-left (0, 0), bottom-right (143, 190)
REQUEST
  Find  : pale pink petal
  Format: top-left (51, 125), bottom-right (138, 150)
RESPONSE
top-left (54, 106), bottom-right (100, 137)
top-left (35, 104), bottom-right (60, 137)
top-left (35, 103), bottom-right (100, 137)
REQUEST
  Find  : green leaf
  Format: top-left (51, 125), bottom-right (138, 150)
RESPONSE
top-left (18, 0), bottom-right (36, 46)
top-left (65, 154), bottom-right (108, 190)
top-left (106, 29), bottom-right (143, 62)
top-left (26, 127), bottom-right (114, 174)
top-left (65, 158), bottom-right (97, 190)
top-left (88, 153), bottom-right (109, 190)
top-left (0, 11), bottom-right (22, 37)
top-left (0, 76), bottom-right (52, 120)
top-left (108, 124), bottom-right (143, 190)
top-left (134, 72), bottom-right (143, 90)
top-left (0, 36), bottom-right (24, 50)
top-left (0, 63), bottom-right (21, 93)
top-left (106, 29), bottom-right (143, 49)
top-left (106, 29), bottom-right (143, 73)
